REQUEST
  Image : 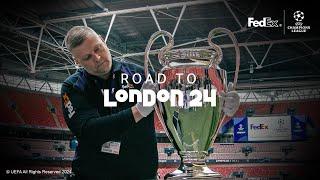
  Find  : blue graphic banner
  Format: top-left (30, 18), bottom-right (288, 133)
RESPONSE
top-left (233, 117), bottom-right (248, 142)
top-left (291, 115), bottom-right (306, 140)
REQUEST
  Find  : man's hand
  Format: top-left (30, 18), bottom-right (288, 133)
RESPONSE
top-left (135, 81), bottom-right (158, 118)
top-left (220, 83), bottom-right (240, 117)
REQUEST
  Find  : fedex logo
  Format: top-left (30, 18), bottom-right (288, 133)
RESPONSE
top-left (248, 17), bottom-right (281, 27)
top-left (250, 124), bottom-right (268, 130)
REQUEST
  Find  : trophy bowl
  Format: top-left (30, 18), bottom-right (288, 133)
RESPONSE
top-left (144, 28), bottom-right (240, 179)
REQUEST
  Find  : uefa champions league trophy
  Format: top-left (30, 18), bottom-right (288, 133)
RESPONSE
top-left (144, 28), bottom-right (240, 179)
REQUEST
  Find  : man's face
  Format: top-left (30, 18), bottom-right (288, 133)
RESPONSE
top-left (71, 34), bottom-right (112, 77)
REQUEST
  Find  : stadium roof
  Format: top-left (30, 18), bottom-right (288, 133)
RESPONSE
top-left (1, 0), bottom-right (319, 93)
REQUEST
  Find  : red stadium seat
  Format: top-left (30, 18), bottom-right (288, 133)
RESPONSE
top-left (48, 96), bottom-right (69, 129)
top-left (0, 90), bottom-right (24, 125)
top-left (7, 90), bottom-right (56, 128)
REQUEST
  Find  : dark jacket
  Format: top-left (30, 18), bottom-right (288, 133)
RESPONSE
top-left (61, 59), bottom-right (158, 179)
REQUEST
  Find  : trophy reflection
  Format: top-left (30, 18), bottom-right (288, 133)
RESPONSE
top-left (145, 28), bottom-right (240, 179)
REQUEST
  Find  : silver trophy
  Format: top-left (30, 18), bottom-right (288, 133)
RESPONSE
top-left (144, 28), bottom-right (240, 179)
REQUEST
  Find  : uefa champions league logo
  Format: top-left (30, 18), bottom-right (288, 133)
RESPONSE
top-left (238, 124), bottom-right (244, 131)
top-left (278, 118), bottom-right (285, 129)
top-left (293, 11), bottom-right (304, 22)
top-left (236, 124), bottom-right (246, 134)
top-left (292, 11), bottom-right (304, 27)
top-left (287, 10), bottom-right (310, 33)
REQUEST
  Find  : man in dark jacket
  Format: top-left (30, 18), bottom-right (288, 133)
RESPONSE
top-left (61, 26), bottom-right (158, 179)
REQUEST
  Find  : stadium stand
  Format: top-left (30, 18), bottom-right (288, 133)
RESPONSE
top-left (47, 96), bottom-right (68, 128)
top-left (208, 164), bottom-right (305, 178)
top-left (0, 89), bottom-right (25, 125)
top-left (6, 90), bottom-right (56, 127)
top-left (1, 88), bottom-right (319, 132)
top-left (157, 164), bottom-right (305, 179)
top-left (0, 89), bottom-right (319, 179)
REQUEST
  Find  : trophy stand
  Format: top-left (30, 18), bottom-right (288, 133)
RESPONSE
top-left (166, 151), bottom-right (222, 179)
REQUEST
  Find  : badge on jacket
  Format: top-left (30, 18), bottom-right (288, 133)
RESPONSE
top-left (121, 82), bottom-right (134, 89)
top-left (101, 141), bottom-right (121, 155)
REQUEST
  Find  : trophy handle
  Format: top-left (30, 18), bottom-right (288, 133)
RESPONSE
top-left (208, 27), bottom-right (240, 91)
top-left (144, 30), bottom-right (174, 73)
top-left (207, 28), bottom-right (241, 143)
top-left (144, 30), bottom-right (175, 143)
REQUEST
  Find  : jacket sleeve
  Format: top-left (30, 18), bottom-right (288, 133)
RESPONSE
top-left (61, 84), bottom-right (135, 144)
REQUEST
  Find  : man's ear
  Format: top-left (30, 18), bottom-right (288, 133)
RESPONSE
top-left (74, 58), bottom-right (81, 67)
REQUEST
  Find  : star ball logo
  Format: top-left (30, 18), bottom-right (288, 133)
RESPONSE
top-left (293, 11), bottom-right (304, 22)
top-left (287, 10), bottom-right (311, 33)
top-left (278, 118), bottom-right (285, 129)
top-left (236, 123), bottom-right (246, 135)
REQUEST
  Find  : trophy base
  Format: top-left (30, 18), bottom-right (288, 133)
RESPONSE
top-left (165, 166), bottom-right (222, 179)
